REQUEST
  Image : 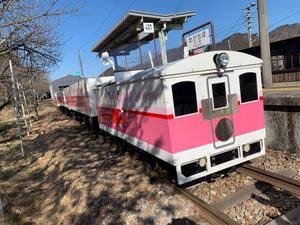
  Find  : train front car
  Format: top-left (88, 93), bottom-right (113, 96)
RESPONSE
top-left (96, 51), bottom-right (265, 185)
top-left (92, 11), bottom-right (265, 185)
top-left (159, 51), bottom-right (265, 184)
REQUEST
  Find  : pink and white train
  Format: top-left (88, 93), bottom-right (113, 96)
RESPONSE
top-left (54, 11), bottom-right (265, 185)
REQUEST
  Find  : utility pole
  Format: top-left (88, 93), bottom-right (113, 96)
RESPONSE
top-left (78, 50), bottom-right (84, 78)
top-left (257, 0), bottom-right (273, 88)
top-left (243, 2), bottom-right (256, 48)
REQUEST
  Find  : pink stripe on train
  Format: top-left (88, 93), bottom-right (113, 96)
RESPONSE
top-left (97, 98), bottom-right (265, 154)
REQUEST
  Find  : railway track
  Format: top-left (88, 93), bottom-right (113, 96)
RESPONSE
top-left (162, 164), bottom-right (300, 225)
top-left (167, 182), bottom-right (239, 225)
top-left (67, 120), bottom-right (300, 225)
top-left (113, 140), bottom-right (300, 225)
top-left (237, 164), bottom-right (300, 197)
top-left (82, 134), bottom-right (300, 225)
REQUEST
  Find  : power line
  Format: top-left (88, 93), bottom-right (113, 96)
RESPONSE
top-left (215, 23), bottom-right (245, 40)
top-left (269, 9), bottom-right (300, 29)
top-left (215, 21), bottom-right (245, 37)
top-left (217, 12), bottom-right (244, 40)
top-left (174, 0), bottom-right (185, 14)
top-left (124, 0), bottom-right (137, 13)
top-left (79, 0), bottom-right (122, 49)
top-left (215, 22), bottom-right (243, 34)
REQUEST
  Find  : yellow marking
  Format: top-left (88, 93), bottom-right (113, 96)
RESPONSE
top-left (264, 87), bottom-right (300, 91)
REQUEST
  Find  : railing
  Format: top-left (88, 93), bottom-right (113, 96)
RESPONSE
top-left (272, 69), bottom-right (300, 83)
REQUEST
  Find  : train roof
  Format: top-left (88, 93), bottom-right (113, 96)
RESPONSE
top-left (92, 10), bottom-right (195, 53)
top-left (117, 51), bottom-right (263, 84)
top-left (51, 74), bottom-right (83, 91)
top-left (64, 76), bottom-right (115, 88)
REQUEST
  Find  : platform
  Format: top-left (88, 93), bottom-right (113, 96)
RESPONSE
top-left (262, 83), bottom-right (300, 154)
top-left (263, 83), bottom-right (300, 106)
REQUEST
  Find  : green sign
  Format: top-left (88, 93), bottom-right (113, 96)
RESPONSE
top-left (75, 71), bottom-right (81, 76)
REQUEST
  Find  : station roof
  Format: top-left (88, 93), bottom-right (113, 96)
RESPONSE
top-left (92, 10), bottom-right (195, 54)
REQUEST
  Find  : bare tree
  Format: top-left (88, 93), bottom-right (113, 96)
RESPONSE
top-left (0, 0), bottom-right (80, 111)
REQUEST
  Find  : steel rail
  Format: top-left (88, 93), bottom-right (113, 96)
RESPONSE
top-left (238, 164), bottom-right (300, 196)
top-left (167, 182), bottom-right (239, 225)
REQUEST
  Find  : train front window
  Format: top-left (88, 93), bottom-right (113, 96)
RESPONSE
top-left (172, 81), bottom-right (198, 117)
top-left (212, 82), bottom-right (227, 109)
top-left (239, 73), bottom-right (258, 103)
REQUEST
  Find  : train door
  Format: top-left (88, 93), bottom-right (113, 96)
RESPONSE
top-left (203, 75), bottom-right (238, 148)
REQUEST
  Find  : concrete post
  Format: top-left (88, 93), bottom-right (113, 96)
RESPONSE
top-left (9, 60), bottom-right (24, 157)
top-left (257, 0), bottom-right (273, 88)
top-left (30, 78), bottom-right (39, 119)
top-left (158, 23), bottom-right (168, 65)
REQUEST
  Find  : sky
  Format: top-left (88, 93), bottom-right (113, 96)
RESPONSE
top-left (50, 0), bottom-right (300, 80)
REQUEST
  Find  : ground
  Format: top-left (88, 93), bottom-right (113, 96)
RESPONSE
top-left (0, 101), bottom-right (207, 225)
top-left (0, 100), bottom-right (299, 225)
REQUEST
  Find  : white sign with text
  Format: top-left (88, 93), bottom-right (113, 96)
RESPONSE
top-left (186, 29), bottom-right (210, 50)
top-left (143, 23), bottom-right (154, 33)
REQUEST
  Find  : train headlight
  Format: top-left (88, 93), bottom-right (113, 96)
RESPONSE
top-left (214, 52), bottom-right (229, 68)
top-left (199, 157), bottom-right (207, 167)
top-left (243, 144), bottom-right (251, 153)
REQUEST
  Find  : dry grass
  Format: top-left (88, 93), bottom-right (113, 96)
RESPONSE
top-left (0, 106), bottom-right (15, 123)
top-left (0, 100), bottom-right (167, 225)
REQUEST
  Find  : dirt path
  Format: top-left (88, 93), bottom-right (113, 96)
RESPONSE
top-left (0, 100), bottom-right (205, 225)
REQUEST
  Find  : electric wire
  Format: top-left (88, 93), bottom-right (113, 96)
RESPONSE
top-left (269, 9), bottom-right (300, 29)
top-left (214, 12), bottom-right (244, 40)
top-left (215, 21), bottom-right (245, 37)
top-left (79, 0), bottom-right (122, 50)
top-left (174, 0), bottom-right (185, 14)
top-left (120, 0), bottom-right (136, 14)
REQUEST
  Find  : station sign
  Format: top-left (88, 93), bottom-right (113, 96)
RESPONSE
top-left (143, 23), bottom-right (154, 33)
top-left (186, 29), bottom-right (210, 51)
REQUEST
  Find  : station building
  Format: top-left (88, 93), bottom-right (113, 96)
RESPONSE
top-left (241, 36), bottom-right (300, 83)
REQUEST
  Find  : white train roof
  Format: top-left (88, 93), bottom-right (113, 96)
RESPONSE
top-left (66, 76), bottom-right (115, 89)
top-left (118, 51), bottom-right (262, 84)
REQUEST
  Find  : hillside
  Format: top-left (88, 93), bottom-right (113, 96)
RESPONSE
top-left (215, 22), bottom-right (300, 50)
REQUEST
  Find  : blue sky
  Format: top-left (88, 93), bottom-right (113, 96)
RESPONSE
top-left (50, 0), bottom-right (300, 80)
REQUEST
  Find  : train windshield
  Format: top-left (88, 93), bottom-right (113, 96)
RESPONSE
top-left (109, 37), bottom-right (168, 72)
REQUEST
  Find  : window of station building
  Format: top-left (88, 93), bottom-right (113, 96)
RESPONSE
top-left (271, 55), bottom-right (285, 71)
top-left (239, 73), bottom-right (258, 103)
top-left (212, 82), bottom-right (227, 109)
top-left (291, 52), bottom-right (300, 70)
top-left (172, 81), bottom-right (198, 117)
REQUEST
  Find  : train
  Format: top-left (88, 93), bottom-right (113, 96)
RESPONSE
top-left (54, 11), bottom-right (266, 185)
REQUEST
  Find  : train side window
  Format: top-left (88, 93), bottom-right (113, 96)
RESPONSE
top-left (172, 81), bottom-right (198, 117)
top-left (212, 82), bottom-right (227, 109)
top-left (239, 73), bottom-right (258, 103)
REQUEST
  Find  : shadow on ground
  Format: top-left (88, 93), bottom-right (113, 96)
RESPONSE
top-left (0, 101), bottom-right (197, 225)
